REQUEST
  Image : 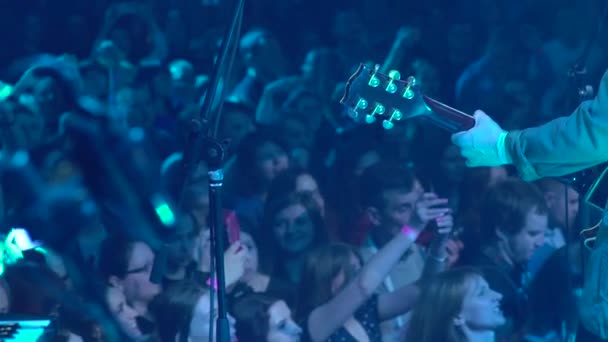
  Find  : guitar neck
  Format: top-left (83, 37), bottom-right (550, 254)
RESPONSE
top-left (421, 96), bottom-right (475, 133)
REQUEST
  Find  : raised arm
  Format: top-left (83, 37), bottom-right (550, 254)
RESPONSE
top-left (376, 212), bottom-right (453, 321)
top-left (379, 27), bottom-right (420, 74)
top-left (452, 69), bottom-right (608, 181)
top-left (306, 193), bottom-right (449, 342)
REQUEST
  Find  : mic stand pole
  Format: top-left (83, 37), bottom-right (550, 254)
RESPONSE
top-left (206, 139), bottom-right (228, 342)
top-left (178, 0), bottom-right (245, 341)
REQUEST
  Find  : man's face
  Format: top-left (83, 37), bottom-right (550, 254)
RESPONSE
top-left (545, 186), bottom-right (579, 229)
top-left (32, 77), bottom-right (64, 120)
top-left (502, 209), bottom-right (548, 265)
top-left (373, 181), bottom-right (423, 236)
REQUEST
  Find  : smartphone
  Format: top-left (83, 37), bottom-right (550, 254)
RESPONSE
top-left (224, 211), bottom-right (240, 244)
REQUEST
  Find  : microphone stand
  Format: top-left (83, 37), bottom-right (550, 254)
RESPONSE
top-left (178, 1), bottom-right (245, 341)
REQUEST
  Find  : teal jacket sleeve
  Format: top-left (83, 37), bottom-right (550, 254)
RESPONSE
top-left (505, 70), bottom-right (608, 181)
top-left (580, 214), bottom-right (608, 339)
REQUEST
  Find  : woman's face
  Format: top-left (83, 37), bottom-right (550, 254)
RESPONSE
top-left (167, 215), bottom-right (197, 270)
top-left (190, 189), bottom-right (210, 229)
top-left (295, 174), bottom-right (324, 215)
top-left (241, 232), bottom-right (259, 277)
top-left (193, 229), bottom-right (212, 272)
top-left (267, 300), bottom-right (302, 342)
top-left (272, 204), bottom-right (314, 254)
top-left (188, 293), bottom-right (237, 342)
top-left (106, 286), bottom-right (143, 340)
top-left (457, 275), bottom-right (505, 331)
top-left (255, 142), bottom-right (289, 185)
top-left (121, 242), bottom-right (161, 304)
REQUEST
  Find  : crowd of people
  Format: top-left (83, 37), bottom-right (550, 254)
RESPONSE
top-left (0, 0), bottom-right (607, 341)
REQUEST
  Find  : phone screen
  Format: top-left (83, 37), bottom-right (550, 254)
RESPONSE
top-left (225, 211), bottom-right (240, 244)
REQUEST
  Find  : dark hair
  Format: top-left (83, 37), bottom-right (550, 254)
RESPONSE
top-left (534, 177), bottom-right (573, 195)
top-left (98, 235), bottom-right (135, 281)
top-left (296, 243), bottom-right (359, 322)
top-left (4, 260), bottom-right (65, 316)
top-left (13, 59), bottom-right (85, 102)
top-left (526, 247), bottom-right (578, 336)
top-left (161, 152), bottom-right (209, 203)
top-left (108, 13), bottom-right (153, 63)
top-left (405, 267), bottom-right (484, 342)
top-left (258, 192), bottom-right (328, 275)
top-left (457, 167), bottom-right (499, 240)
top-left (235, 129), bottom-right (287, 196)
top-left (232, 294), bottom-right (279, 342)
top-left (358, 161), bottom-right (415, 209)
top-left (267, 168), bottom-right (315, 204)
top-left (281, 87), bottom-right (320, 111)
top-left (153, 280), bottom-right (208, 342)
top-left (479, 178), bottom-right (548, 242)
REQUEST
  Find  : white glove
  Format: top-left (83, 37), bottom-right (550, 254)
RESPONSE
top-left (451, 110), bottom-right (511, 167)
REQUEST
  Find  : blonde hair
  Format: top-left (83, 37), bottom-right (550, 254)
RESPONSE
top-left (405, 268), bottom-right (482, 342)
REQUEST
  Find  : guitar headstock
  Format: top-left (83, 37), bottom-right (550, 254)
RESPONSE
top-left (340, 64), bottom-right (430, 130)
top-left (340, 64), bottom-right (475, 132)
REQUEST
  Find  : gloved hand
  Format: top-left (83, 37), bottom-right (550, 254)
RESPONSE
top-left (451, 110), bottom-right (511, 167)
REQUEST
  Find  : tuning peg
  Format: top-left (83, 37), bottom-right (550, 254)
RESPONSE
top-left (382, 120), bottom-right (394, 130)
top-left (385, 70), bottom-right (401, 94)
top-left (382, 109), bottom-right (403, 130)
top-left (403, 76), bottom-right (416, 99)
top-left (356, 98), bottom-right (369, 110)
top-left (368, 64), bottom-right (381, 87)
top-left (388, 70), bottom-right (401, 80)
top-left (366, 103), bottom-right (385, 124)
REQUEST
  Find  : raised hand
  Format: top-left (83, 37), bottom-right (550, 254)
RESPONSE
top-left (435, 212), bottom-right (454, 235)
top-left (95, 40), bottom-right (124, 68)
top-left (445, 238), bottom-right (464, 267)
top-left (410, 193), bottom-right (451, 232)
top-left (451, 110), bottom-right (509, 167)
top-left (395, 26), bottom-right (421, 48)
top-left (224, 241), bottom-right (247, 287)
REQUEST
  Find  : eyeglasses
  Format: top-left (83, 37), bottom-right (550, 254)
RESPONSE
top-left (125, 263), bottom-right (151, 275)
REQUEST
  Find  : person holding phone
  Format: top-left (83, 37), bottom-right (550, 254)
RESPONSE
top-left (296, 183), bottom-right (453, 342)
top-left (357, 161), bottom-right (454, 341)
top-left (450, 69), bottom-right (608, 339)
